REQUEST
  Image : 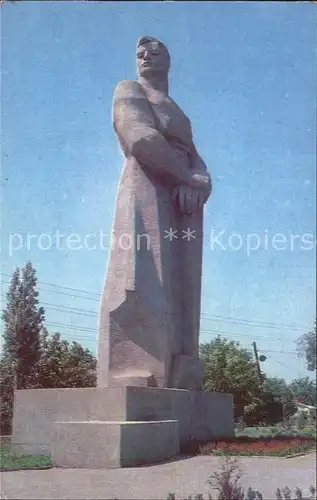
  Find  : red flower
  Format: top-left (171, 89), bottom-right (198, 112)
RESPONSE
top-left (203, 437), bottom-right (315, 456)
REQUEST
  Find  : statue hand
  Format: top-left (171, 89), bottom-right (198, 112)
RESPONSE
top-left (172, 185), bottom-right (206, 214)
top-left (190, 171), bottom-right (212, 201)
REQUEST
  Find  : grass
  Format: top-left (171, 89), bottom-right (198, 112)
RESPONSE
top-left (235, 424), bottom-right (316, 439)
top-left (0, 438), bottom-right (52, 471)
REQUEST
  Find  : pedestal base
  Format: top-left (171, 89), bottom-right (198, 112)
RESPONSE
top-left (12, 386), bottom-right (234, 467)
top-left (53, 420), bottom-right (179, 468)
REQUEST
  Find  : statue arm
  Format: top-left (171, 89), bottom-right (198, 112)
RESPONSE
top-left (113, 80), bottom-right (198, 186)
top-left (173, 144), bottom-right (212, 214)
top-left (190, 142), bottom-right (212, 202)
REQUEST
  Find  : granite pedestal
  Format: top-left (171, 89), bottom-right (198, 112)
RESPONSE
top-left (11, 386), bottom-right (234, 467)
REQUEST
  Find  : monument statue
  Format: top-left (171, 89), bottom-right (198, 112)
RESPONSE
top-left (98, 36), bottom-right (212, 390)
top-left (11, 37), bottom-right (234, 467)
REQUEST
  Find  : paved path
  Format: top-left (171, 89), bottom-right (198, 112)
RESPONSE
top-left (1, 453), bottom-right (316, 499)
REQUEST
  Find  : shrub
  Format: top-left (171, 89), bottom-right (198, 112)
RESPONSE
top-left (207, 456), bottom-right (245, 499)
top-left (166, 486), bottom-right (316, 500)
top-left (166, 456), bottom-right (316, 499)
top-left (244, 399), bottom-right (284, 427)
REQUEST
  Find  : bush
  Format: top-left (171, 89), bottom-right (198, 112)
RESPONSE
top-left (166, 456), bottom-right (316, 499)
top-left (243, 399), bottom-right (288, 427)
top-left (167, 485), bottom-right (316, 499)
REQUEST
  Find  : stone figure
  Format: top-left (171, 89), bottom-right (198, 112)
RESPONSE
top-left (98, 36), bottom-right (212, 390)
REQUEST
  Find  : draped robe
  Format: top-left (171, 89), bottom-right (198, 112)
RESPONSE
top-left (98, 80), bottom-right (210, 389)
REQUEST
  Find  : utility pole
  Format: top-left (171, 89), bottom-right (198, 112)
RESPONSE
top-left (252, 341), bottom-right (263, 384)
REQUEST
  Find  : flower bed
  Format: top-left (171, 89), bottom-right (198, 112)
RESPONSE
top-left (200, 436), bottom-right (316, 457)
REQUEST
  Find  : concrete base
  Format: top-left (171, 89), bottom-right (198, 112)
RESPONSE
top-left (170, 354), bottom-right (204, 390)
top-left (52, 420), bottom-right (179, 468)
top-left (11, 386), bottom-right (234, 466)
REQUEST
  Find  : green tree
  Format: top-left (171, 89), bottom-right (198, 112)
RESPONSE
top-left (1, 264), bottom-right (97, 434)
top-left (1, 262), bottom-right (45, 389)
top-left (0, 357), bottom-right (14, 434)
top-left (263, 377), bottom-right (297, 419)
top-left (296, 320), bottom-right (316, 371)
top-left (264, 377), bottom-right (290, 398)
top-left (200, 336), bottom-right (263, 419)
top-left (289, 377), bottom-right (316, 406)
top-left (38, 329), bottom-right (96, 388)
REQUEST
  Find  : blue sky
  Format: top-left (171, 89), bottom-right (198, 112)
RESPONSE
top-left (1, 1), bottom-right (316, 381)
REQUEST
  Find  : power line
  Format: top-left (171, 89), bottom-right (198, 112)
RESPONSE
top-left (1, 273), bottom-right (312, 329)
top-left (38, 287), bottom-right (100, 302)
top-left (46, 322), bottom-right (97, 333)
top-left (1, 276), bottom-right (312, 334)
top-left (38, 281), bottom-right (100, 297)
top-left (0, 292), bottom-right (309, 341)
top-left (267, 355), bottom-right (305, 380)
top-left (0, 295), bottom-right (99, 316)
top-left (1, 274), bottom-right (313, 349)
top-left (200, 329), bottom-right (292, 343)
top-left (41, 323), bottom-right (299, 355)
top-left (41, 310), bottom-right (298, 344)
top-left (1, 280), bottom-right (100, 302)
top-left (1, 307), bottom-right (300, 354)
top-left (261, 349), bottom-right (298, 356)
top-left (42, 303), bottom-right (98, 317)
top-left (0, 300), bottom-right (296, 344)
top-left (0, 273), bottom-right (100, 297)
top-left (0, 295), bottom-right (306, 345)
top-left (269, 357), bottom-right (293, 371)
top-left (201, 313), bottom-right (309, 333)
top-left (45, 322), bottom-right (296, 343)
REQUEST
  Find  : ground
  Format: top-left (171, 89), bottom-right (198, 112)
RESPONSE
top-left (1, 452), bottom-right (316, 499)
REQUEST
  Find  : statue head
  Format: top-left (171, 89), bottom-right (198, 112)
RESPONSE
top-left (136, 36), bottom-right (171, 78)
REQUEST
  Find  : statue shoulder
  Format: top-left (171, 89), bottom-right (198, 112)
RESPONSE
top-left (113, 80), bottom-right (146, 100)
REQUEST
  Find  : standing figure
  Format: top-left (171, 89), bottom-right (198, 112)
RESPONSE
top-left (98, 36), bottom-right (212, 389)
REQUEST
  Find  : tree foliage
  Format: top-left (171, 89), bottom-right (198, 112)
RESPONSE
top-left (0, 357), bottom-right (15, 435)
top-left (289, 377), bottom-right (316, 406)
top-left (200, 336), bottom-right (263, 419)
top-left (296, 320), bottom-right (316, 371)
top-left (38, 329), bottom-right (96, 388)
top-left (0, 262), bottom-right (97, 435)
top-left (200, 337), bottom-right (302, 425)
top-left (263, 377), bottom-right (297, 419)
top-left (2, 262), bottom-right (45, 389)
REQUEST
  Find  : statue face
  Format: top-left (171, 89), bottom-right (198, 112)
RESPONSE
top-left (136, 41), bottom-right (170, 77)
